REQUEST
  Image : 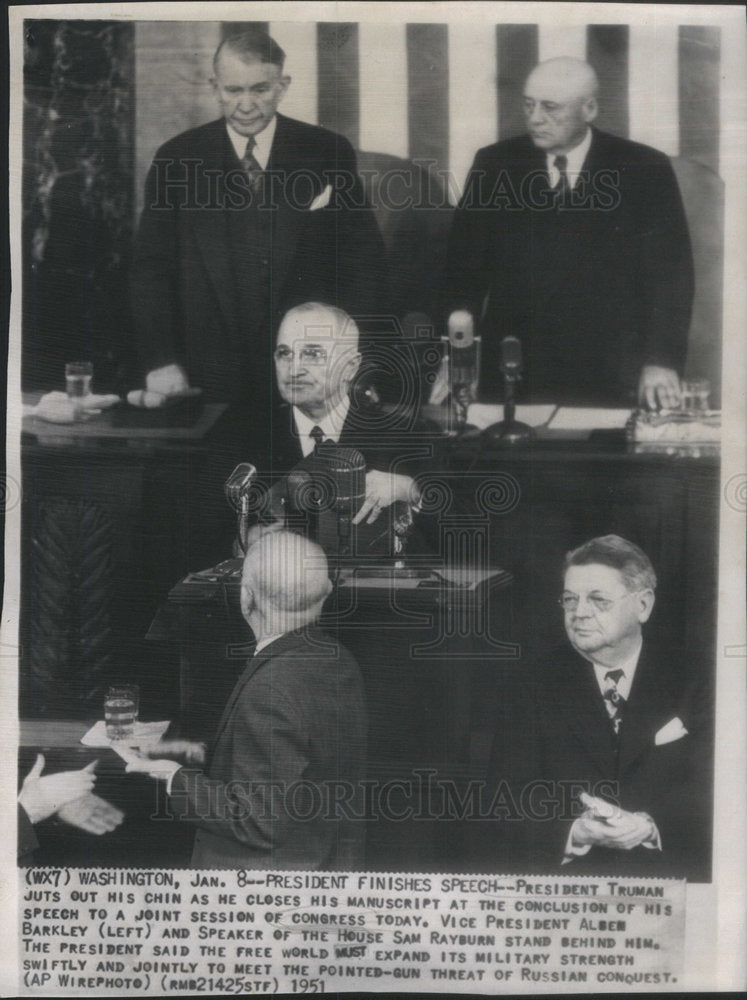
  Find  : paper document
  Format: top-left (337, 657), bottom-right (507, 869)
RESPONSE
top-left (548, 407), bottom-right (632, 431)
top-left (80, 719), bottom-right (170, 749)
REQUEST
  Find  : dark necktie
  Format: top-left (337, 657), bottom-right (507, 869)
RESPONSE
top-left (603, 668), bottom-right (626, 735)
top-left (310, 425), bottom-right (326, 451)
top-left (241, 137), bottom-right (263, 194)
top-left (553, 154), bottom-right (570, 202)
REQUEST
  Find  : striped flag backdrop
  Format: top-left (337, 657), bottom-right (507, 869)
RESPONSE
top-left (135, 19), bottom-right (721, 213)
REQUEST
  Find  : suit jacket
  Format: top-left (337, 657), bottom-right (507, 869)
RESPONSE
top-left (444, 128), bottom-right (694, 403)
top-left (483, 640), bottom-right (712, 880)
top-left (169, 626), bottom-right (367, 869)
top-left (17, 804), bottom-right (39, 864)
top-left (131, 114), bottom-right (387, 406)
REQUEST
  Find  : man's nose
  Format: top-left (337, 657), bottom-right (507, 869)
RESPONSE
top-left (527, 103), bottom-right (545, 125)
top-left (572, 596), bottom-right (595, 617)
top-left (237, 91), bottom-right (258, 112)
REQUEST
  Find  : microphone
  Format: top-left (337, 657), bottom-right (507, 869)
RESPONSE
top-left (499, 335), bottom-right (523, 381)
top-left (483, 336), bottom-right (533, 448)
top-left (283, 445), bottom-right (367, 559)
top-left (224, 463), bottom-right (257, 553)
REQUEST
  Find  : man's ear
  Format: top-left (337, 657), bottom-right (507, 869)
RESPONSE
top-left (278, 75), bottom-right (291, 102)
top-left (345, 351), bottom-right (362, 385)
top-left (582, 97), bottom-right (598, 124)
top-left (636, 588), bottom-right (655, 624)
top-left (240, 579), bottom-right (254, 621)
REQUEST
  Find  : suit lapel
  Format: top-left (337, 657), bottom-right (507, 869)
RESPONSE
top-left (527, 127), bottom-right (606, 304)
top-left (618, 643), bottom-right (672, 774)
top-left (551, 652), bottom-right (618, 776)
top-left (263, 115), bottom-right (320, 302)
top-left (184, 121), bottom-right (243, 338)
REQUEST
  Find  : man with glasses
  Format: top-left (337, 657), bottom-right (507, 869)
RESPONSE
top-left (444, 57), bottom-right (693, 407)
top-left (483, 534), bottom-right (712, 879)
top-left (269, 302), bottom-right (419, 526)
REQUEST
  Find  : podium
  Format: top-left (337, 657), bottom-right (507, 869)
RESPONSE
top-left (148, 559), bottom-right (514, 774)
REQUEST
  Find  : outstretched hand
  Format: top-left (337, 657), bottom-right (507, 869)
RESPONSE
top-left (18, 755), bottom-right (98, 825)
top-left (57, 794), bottom-right (124, 835)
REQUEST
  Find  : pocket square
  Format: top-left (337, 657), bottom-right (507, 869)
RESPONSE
top-left (309, 184), bottom-right (332, 211)
top-left (655, 716), bottom-right (688, 745)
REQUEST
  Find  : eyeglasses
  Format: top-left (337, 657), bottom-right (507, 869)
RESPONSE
top-left (558, 591), bottom-right (640, 614)
top-left (274, 345), bottom-right (328, 365)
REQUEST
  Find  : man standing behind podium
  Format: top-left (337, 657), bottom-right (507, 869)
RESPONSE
top-left (444, 57), bottom-right (694, 408)
top-left (126, 529), bottom-right (367, 870)
top-left (131, 28), bottom-right (385, 410)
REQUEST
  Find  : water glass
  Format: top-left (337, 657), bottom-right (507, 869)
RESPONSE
top-left (104, 684), bottom-right (140, 740)
top-left (65, 361), bottom-right (93, 399)
top-left (680, 378), bottom-right (710, 413)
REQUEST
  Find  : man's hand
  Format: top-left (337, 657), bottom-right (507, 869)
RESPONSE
top-left (124, 755), bottom-right (182, 782)
top-left (638, 365), bottom-right (681, 410)
top-left (123, 740), bottom-right (205, 782)
top-left (57, 794), bottom-right (124, 835)
top-left (353, 471), bottom-right (420, 525)
top-left (18, 755), bottom-right (98, 825)
top-left (145, 363), bottom-right (190, 397)
top-left (145, 739), bottom-right (206, 765)
top-left (571, 794), bottom-right (657, 852)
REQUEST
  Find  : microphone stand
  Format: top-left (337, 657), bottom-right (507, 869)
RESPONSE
top-left (483, 368), bottom-right (534, 448)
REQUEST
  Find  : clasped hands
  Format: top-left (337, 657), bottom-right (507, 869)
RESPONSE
top-left (124, 739), bottom-right (206, 782)
top-left (19, 754), bottom-right (124, 835)
top-left (570, 792), bottom-right (658, 853)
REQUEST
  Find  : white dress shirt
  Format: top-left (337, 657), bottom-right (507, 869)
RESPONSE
top-left (591, 638), bottom-right (642, 704)
top-left (546, 127), bottom-right (592, 190)
top-left (293, 397), bottom-right (351, 457)
top-left (226, 115), bottom-right (277, 169)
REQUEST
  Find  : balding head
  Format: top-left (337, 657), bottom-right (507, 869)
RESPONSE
top-left (275, 303), bottom-right (361, 420)
top-left (523, 58), bottom-right (599, 155)
top-left (241, 529), bottom-right (332, 634)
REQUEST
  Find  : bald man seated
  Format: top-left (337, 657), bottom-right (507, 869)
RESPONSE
top-left (445, 57), bottom-right (694, 409)
top-left (126, 529), bottom-right (367, 869)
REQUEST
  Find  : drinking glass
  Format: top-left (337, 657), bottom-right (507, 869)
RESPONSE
top-left (65, 361), bottom-right (93, 399)
top-left (104, 684), bottom-right (140, 740)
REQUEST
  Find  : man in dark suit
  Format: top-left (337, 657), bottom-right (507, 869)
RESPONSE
top-left (483, 535), bottom-right (712, 880)
top-left (131, 28), bottom-right (386, 410)
top-left (444, 57), bottom-right (694, 408)
top-left (267, 302), bottom-right (422, 525)
top-left (126, 529), bottom-right (367, 869)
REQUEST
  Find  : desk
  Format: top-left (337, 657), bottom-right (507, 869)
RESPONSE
top-left (19, 398), bottom-right (227, 719)
top-left (18, 720), bottom-right (192, 868)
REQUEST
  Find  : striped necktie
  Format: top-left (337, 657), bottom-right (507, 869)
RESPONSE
top-left (553, 154), bottom-right (570, 202)
top-left (241, 137), bottom-right (263, 193)
top-left (603, 668), bottom-right (626, 735)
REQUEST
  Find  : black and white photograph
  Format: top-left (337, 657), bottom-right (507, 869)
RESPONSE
top-left (3, 1), bottom-right (745, 995)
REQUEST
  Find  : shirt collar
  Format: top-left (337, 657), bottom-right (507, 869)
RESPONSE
top-left (254, 631), bottom-right (285, 656)
top-left (293, 396), bottom-right (351, 456)
top-left (592, 636), bottom-right (643, 701)
top-left (546, 126), bottom-right (593, 188)
top-left (226, 114), bottom-right (277, 169)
